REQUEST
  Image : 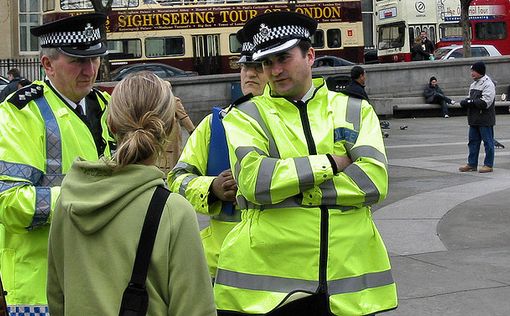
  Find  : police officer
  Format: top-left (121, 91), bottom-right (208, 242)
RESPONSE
top-left (214, 11), bottom-right (398, 315)
top-left (168, 29), bottom-right (268, 278)
top-left (0, 13), bottom-right (111, 315)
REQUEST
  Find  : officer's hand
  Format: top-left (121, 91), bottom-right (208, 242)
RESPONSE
top-left (331, 154), bottom-right (352, 172)
top-left (211, 169), bottom-right (237, 202)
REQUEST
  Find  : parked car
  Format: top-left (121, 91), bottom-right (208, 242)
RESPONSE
top-left (0, 75), bottom-right (9, 93)
top-left (312, 55), bottom-right (355, 68)
top-left (110, 63), bottom-right (198, 81)
top-left (363, 49), bottom-right (379, 64)
top-left (433, 44), bottom-right (502, 60)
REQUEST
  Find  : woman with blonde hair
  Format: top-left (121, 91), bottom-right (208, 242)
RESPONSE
top-left (47, 72), bottom-right (216, 316)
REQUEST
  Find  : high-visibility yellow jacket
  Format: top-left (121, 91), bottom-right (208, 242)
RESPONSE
top-left (168, 113), bottom-right (240, 277)
top-left (214, 78), bottom-right (398, 315)
top-left (0, 81), bottom-right (111, 312)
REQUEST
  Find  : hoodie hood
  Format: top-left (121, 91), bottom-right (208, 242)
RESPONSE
top-left (59, 157), bottom-right (165, 235)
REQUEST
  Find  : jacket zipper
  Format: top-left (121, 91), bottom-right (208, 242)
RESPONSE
top-left (295, 100), bottom-right (328, 294)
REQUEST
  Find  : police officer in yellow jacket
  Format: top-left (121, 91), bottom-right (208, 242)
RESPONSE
top-left (168, 30), bottom-right (268, 277)
top-left (0, 14), bottom-right (111, 315)
top-left (214, 12), bottom-right (398, 315)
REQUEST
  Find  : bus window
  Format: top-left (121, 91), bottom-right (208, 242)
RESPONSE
top-left (107, 39), bottom-right (142, 59)
top-left (378, 23), bottom-right (405, 49)
top-left (311, 30), bottom-right (324, 48)
top-left (475, 22), bottom-right (507, 40)
top-left (60, 0), bottom-right (138, 9)
top-left (327, 29), bottom-right (341, 48)
top-left (145, 36), bottom-right (184, 57)
top-left (229, 34), bottom-right (241, 54)
top-left (408, 27), bottom-right (414, 48)
top-left (43, 0), bottom-right (55, 11)
top-left (429, 26), bottom-right (436, 43)
top-left (440, 23), bottom-right (466, 40)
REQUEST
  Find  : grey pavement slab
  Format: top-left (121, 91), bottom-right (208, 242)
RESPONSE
top-left (375, 114), bottom-right (510, 315)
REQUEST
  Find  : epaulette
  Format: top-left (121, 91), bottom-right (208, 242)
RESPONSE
top-left (7, 83), bottom-right (44, 110)
top-left (225, 93), bottom-right (254, 113)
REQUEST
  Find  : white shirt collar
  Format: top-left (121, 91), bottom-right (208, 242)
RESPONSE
top-left (300, 83), bottom-right (315, 103)
top-left (47, 78), bottom-right (87, 115)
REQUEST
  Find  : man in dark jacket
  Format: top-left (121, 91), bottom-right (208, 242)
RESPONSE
top-left (459, 61), bottom-right (496, 173)
top-left (423, 76), bottom-right (455, 118)
top-left (0, 68), bottom-right (23, 102)
top-left (420, 31), bottom-right (435, 54)
top-left (342, 65), bottom-right (369, 101)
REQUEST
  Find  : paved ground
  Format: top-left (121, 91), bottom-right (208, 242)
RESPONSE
top-left (194, 113), bottom-right (510, 315)
top-left (374, 114), bottom-right (510, 315)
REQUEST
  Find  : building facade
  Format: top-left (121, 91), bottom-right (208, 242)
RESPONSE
top-left (0, 0), bottom-right (41, 59)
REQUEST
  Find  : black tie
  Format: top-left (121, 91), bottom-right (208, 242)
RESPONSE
top-left (75, 103), bottom-right (84, 116)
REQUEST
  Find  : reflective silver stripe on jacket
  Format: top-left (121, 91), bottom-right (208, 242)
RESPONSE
top-left (0, 181), bottom-right (29, 193)
top-left (346, 97), bottom-right (361, 132)
top-left (234, 146), bottom-right (265, 182)
top-left (30, 187), bottom-right (51, 230)
top-left (350, 145), bottom-right (387, 166)
top-left (343, 96), bottom-right (362, 150)
top-left (216, 269), bottom-right (318, 293)
top-left (235, 101), bottom-right (280, 158)
top-left (343, 164), bottom-right (380, 205)
top-left (328, 270), bottom-right (394, 295)
top-left (216, 268), bottom-right (394, 295)
top-left (294, 157), bottom-right (315, 192)
top-left (179, 174), bottom-right (198, 196)
top-left (170, 161), bottom-right (201, 195)
top-left (319, 179), bottom-right (337, 206)
top-left (0, 161), bottom-right (43, 193)
top-left (169, 161), bottom-right (201, 184)
top-left (0, 160), bottom-right (43, 184)
top-left (255, 157), bottom-right (277, 204)
top-left (30, 97), bottom-right (63, 228)
top-left (8, 304), bottom-right (49, 316)
top-left (236, 195), bottom-right (352, 211)
top-left (35, 97), bottom-right (63, 187)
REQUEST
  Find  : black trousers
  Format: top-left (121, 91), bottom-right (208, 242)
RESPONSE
top-left (217, 293), bottom-right (376, 316)
top-left (431, 95), bottom-right (451, 116)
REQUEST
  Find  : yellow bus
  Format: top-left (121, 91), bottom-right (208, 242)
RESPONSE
top-left (42, 0), bottom-right (365, 75)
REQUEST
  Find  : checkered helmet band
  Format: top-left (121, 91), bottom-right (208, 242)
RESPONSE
top-left (253, 24), bottom-right (310, 47)
top-left (242, 41), bottom-right (255, 52)
top-left (39, 26), bottom-right (101, 47)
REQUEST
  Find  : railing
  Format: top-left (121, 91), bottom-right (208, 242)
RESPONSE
top-left (0, 58), bottom-right (44, 81)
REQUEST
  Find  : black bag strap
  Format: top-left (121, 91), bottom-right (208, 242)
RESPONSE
top-left (119, 186), bottom-right (170, 316)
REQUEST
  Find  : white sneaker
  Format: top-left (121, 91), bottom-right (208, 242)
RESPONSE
top-left (449, 100), bottom-right (456, 105)
top-left (444, 114), bottom-right (449, 118)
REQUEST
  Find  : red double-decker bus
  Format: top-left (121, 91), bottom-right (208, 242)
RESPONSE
top-left (42, 0), bottom-right (365, 75)
top-left (437, 0), bottom-right (510, 55)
